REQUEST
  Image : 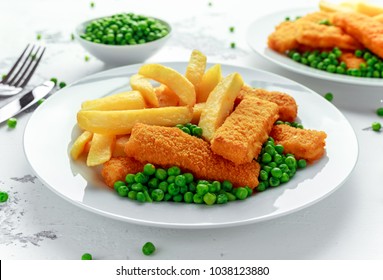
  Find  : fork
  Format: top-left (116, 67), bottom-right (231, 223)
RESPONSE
top-left (0, 44), bottom-right (46, 97)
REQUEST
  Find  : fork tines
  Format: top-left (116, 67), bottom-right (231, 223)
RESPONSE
top-left (1, 44), bottom-right (46, 88)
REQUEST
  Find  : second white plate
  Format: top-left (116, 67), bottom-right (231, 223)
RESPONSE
top-left (247, 7), bottom-right (383, 86)
top-left (24, 62), bottom-right (358, 228)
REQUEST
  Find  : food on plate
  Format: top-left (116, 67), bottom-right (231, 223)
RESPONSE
top-left (70, 131), bottom-right (93, 160)
top-left (185, 49), bottom-right (207, 96)
top-left (79, 13), bottom-right (170, 46)
top-left (77, 106), bottom-right (193, 135)
top-left (81, 90), bottom-right (146, 110)
top-left (130, 74), bottom-right (159, 107)
top-left (197, 64), bottom-right (222, 103)
top-left (70, 49), bottom-right (327, 205)
top-left (112, 135), bottom-right (130, 157)
top-left (87, 133), bottom-right (115, 166)
top-left (270, 124), bottom-right (327, 163)
top-left (154, 84), bottom-right (179, 107)
top-left (198, 72), bottom-right (244, 141)
top-left (237, 86), bottom-right (298, 122)
top-left (332, 12), bottom-right (383, 59)
top-left (268, 1), bottom-right (383, 78)
top-left (102, 157), bottom-right (145, 188)
top-left (124, 123), bottom-right (261, 188)
top-left (138, 64), bottom-right (196, 106)
top-left (211, 96), bottom-right (279, 165)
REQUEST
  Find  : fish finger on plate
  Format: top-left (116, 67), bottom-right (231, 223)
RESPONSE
top-left (268, 21), bottom-right (299, 53)
top-left (125, 123), bottom-right (261, 188)
top-left (270, 124), bottom-right (327, 163)
top-left (237, 85), bottom-right (298, 122)
top-left (211, 96), bottom-right (279, 165)
top-left (332, 12), bottom-right (383, 59)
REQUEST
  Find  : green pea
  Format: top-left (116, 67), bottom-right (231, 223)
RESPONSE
top-left (298, 159), bottom-right (307, 168)
top-left (173, 194), bottom-right (183, 202)
top-left (262, 153), bottom-right (272, 163)
top-left (210, 181), bottom-right (221, 193)
top-left (117, 185), bottom-right (129, 197)
top-left (268, 162), bottom-right (277, 168)
top-left (148, 178), bottom-right (159, 189)
top-left (217, 193), bottom-right (228, 204)
top-left (192, 127), bottom-right (203, 137)
top-left (175, 175), bottom-right (186, 187)
top-left (181, 127), bottom-right (191, 134)
top-left (183, 173), bottom-right (194, 184)
top-left (265, 145), bottom-right (275, 156)
top-left (280, 173), bottom-right (290, 183)
top-left (143, 163), bottom-right (156, 176)
top-left (279, 163), bottom-right (289, 173)
top-left (113, 180), bottom-right (126, 191)
top-left (256, 182), bottom-right (267, 192)
top-left (196, 184), bottom-right (209, 196)
top-left (274, 154), bottom-right (283, 165)
top-left (142, 242), bottom-right (156, 256)
top-left (269, 177), bottom-right (280, 187)
top-left (285, 156), bottom-right (297, 169)
top-left (167, 183), bottom-right (179, 196)
top-left (226, 192), bottom-right (237, 201)
top-left (235, 187), bottom-right (248, 200)
top-left (355, 50), bottom-right (363, 57)
top-left (128, 190), bottom-right (137, 200)
top-left (193, 194), bottom-right (203, 204)
top-left (7, 118), bottom-right (17, 128)
top-left (150, 189), bottom-right (164, 201)
top-left (143, 190), bottom-right (152, 202)
top-left (222, 180), bottom-right (233, 192)
top-left (0, 192), bottom-right (9, 203)
top-left (134, 172), bottom-right (148, 184)
top-left (184, 192), bottom-right (194, 203)
top-left (203, 193), bottom-right (216, 205)
top-left (324, 92), bottom-right (333, 101)
top-left (167, 166), bottom-right (181, 176)
top-left (245, 186), bottom-right (253, 196)
top-left (372, 122), bottom-right (381, 131)
top-left (188, 182), bottom-right (197, 192)
top-left (275, 144), bottom-right (284, 154)
top-left (292, 52), bottom-right (301, 62)
top-left (179, 184), bottom-right (188, 194)
top-left (164, 193), bottom-right (172, 201)
top-left (167, 175), bottom-right (175, 184)
top-left (259, 170), bottom-right (268, 181)
top-left (131, 183), bottom-right (144, 192)
top-left (271, 167), bottom-right (282, 178)
top-left (136, 192), bottom-right (146, 202)
top-left (158, 181), bottom-right (168, 193)
top-left (81, 253), bottom-right (92, 260)
top-left (376, 107), bottom-right (383, 116)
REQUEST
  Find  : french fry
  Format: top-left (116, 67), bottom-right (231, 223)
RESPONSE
top-left (139, 64), bottom-right (196, 106)
top-left (70, 131), bottom-right (93, 160)
top-left (130, 74), bottom-right (159, 108)
top-left (81, 90), bottom-right (146, 111)
top-left (198, 73), bottom-right (244, 141)
top-left (185, 49), bottom-right (207, 93)
top-left (113, 135), bottom-right (130, 157)
top-left (77, 106), bottom-right (193, 135)
top-left (197, 64), bottom-right (222, 103)
top-left (319, 0), bottom-right (354, 12)
top-left (86, 133), bottom-right (116, 166)
top-left (191, 102), bottom-right (205, 124)
top-left (154, 84), bottom-right (180, 107)
top-left (355, 1), bottom-right (383, 16)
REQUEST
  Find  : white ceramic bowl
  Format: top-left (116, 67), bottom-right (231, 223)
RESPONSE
top-left (74, 15), bottom-right (172, 66)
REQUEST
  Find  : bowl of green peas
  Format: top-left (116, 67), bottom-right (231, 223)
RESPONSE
top-left (75, 13), bottom-right (171, 66)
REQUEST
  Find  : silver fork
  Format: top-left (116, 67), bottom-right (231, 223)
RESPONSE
top-left (0, 44), bottom-right (46, 97)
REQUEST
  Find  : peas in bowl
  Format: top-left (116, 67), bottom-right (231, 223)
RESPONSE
top-left (75, 13), bottom-right (172, 65)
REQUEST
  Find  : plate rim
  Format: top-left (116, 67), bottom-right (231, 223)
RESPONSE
top-left (23, 61), bottom-right (359, 229)
top-left (246, 6), bottom-right (383, 87)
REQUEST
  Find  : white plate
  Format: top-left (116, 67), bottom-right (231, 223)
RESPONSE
top-left (24, 62), bottom-right (358, 228)
top-left (247, 7), bottom-right (383, 86)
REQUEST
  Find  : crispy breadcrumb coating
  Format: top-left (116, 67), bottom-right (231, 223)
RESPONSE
top-left (211, 96), bottom-right (279, 165)
top-left (238, 86), bottom-right (298, 122)
top-left (124, 123), bottom-right (260, 188)
top-left (101, 156), bottom-right (145, 188)
top-left (270, 124), bottom-right (327, 163)
top-left (333, 12), bottom-right (383, 59)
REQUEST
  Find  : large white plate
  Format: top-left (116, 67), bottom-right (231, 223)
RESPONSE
top-left (247, 7), bottom-right (383, 86)
top-left (24, 62), bottom-right (358, 228)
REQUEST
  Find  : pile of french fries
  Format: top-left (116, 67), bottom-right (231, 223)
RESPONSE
top-left (319, 0), bottom-right (383, 21)
top-left (70, 50), bottom-right (245, 167)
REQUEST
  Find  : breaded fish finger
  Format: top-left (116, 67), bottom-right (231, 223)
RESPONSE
top-left (270, 124), bottom-right (327, 163)
top-left (125, 123), bottom-right (260, 188)
top-left (332, 12), bottom-right (383, 59)
top-left (211, 96), bottom-right (279, 165)
top-left (237, 86), bottom-right (298, 122)
top-left (102, 156), bottom-right (145, 188)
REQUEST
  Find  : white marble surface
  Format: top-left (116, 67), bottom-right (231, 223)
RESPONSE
top-left (0, 0), bottom-right (382, 259)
